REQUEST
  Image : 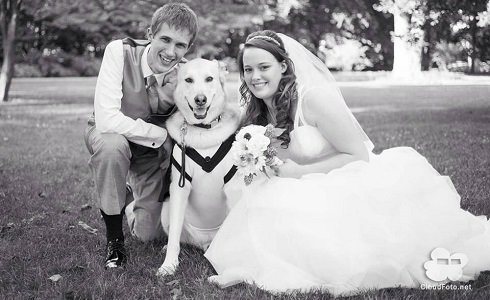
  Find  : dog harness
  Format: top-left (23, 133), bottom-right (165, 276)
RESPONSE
top-left (171, 125), bottom-right (237, 188)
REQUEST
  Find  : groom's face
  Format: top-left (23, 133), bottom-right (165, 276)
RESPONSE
top-left (148, 23), bottom-right (192, 74)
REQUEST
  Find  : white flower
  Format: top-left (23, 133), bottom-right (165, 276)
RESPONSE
top-left (231, 139), bottom-right (247, 152)
top-left (236, 125), bottom-right (267, 143)
top-left (255, 155), bottom-right (266, 171)
top-left (237, 154), bottom-right (260, 177)
top-left (231, 124), bottom-right (282, 185)
top-left (231, 149), bottom-right (258, 176)
top-left (246, 135), bottom-right (270, 155)
top-left (237, 164), bottom-right (258, 177)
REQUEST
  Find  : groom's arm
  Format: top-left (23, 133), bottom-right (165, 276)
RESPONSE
top-left (94, 40), bottom-right (167, 148)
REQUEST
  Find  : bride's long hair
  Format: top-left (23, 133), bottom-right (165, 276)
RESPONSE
top-left (238, 30), bottom-right (298, 147)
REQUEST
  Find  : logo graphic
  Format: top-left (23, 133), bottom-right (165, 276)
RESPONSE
top-left (424, 247), bottom-right (468, 282)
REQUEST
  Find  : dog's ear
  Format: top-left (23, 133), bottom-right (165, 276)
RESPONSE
top-left (213, 59), bottom-right (228, 88)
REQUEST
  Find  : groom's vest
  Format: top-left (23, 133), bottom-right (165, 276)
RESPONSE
top-left (89, 38), bottom-right (176, 126)
top-left (121, 38), bottom-right (154, 121)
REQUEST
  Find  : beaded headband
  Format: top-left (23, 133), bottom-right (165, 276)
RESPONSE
top-left (247, 35), bottom-right (281, 47)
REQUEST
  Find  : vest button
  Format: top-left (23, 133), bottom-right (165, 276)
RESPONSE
top-left (205, 156), bottom-right (211, 162)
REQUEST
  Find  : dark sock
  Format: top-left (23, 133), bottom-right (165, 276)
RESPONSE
top-left (100, 209), bottom-right (124, 242)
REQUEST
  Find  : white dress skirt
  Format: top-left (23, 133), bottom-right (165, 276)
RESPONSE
top-left (204, 99), bottom-right (490, 296)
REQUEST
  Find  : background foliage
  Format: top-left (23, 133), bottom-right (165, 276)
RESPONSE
top-left (1, 0), bottom-right (490, 78)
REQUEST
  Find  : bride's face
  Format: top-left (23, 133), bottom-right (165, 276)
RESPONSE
top-left (242, 47), bottom-right (287, 104)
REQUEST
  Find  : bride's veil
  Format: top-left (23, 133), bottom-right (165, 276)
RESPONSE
top-left (278, 33), bottom-right (374, 152)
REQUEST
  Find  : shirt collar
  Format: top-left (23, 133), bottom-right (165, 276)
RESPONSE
top-left (142, 45), bottom-right (178, 86)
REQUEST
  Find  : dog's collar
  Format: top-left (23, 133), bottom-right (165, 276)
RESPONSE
top-left (191, 115), bottom-right (221, 129)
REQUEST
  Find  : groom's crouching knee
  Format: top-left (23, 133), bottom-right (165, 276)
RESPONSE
top-left (133, 229), bottom-right (162, 243)
top-left (129, 221), bottom-right (164, 243)
top-left (126, 202), bottom-right (165, 243)
top-left (93, 133), bottom-right (131, 161)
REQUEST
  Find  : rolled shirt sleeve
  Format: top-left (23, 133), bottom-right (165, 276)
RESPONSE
top-left (94, 40), bottom-right (167, 148)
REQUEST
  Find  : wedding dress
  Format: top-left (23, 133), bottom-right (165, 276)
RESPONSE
top-left (204, 33), bottom-right (490, 295)
top-left (204, 87), bottom-right (490, 295)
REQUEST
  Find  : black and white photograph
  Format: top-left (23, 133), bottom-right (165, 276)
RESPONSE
top-left (1, 0), bottom-right (490, 299)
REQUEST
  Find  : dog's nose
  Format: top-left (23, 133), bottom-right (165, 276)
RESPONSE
top-left (194, 95), bottom-right (207, 106)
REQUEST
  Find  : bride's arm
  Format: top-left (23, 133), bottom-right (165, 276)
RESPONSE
top-left (276, 87), bottom-right (369, 178)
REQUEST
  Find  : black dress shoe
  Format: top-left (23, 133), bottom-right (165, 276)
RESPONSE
top-left (104, 238), bottom-right (128, 269)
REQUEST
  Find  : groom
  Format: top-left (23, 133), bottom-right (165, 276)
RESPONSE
top-left (83, 3), bottom-right (198, 268)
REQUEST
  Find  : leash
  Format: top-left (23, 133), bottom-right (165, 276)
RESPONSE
top-left (179, 121), bottom-right (188, 188)
top-left (177, 115), bottom-right (223, 187)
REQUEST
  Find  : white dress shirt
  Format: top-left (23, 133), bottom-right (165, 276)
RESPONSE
top-left (94, 40), bottom-right (173, 148)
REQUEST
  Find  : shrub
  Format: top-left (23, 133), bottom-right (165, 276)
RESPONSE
top-left (220, 57), bottom-right (238, 73)
top-left (15, 48), bottom-right (102, 77)
top-left (39, 58), bottom-right (80, 77)
top-left (14, 63), bottom-right (43, 77)
top-left (71, 56), bottom-right (102, 76)
top-left (319, 34), bottom-right (373, 71)
top-left (431, 41), bottom-right (465, 71)
top-left (447, 59), bottom-right (490, 73)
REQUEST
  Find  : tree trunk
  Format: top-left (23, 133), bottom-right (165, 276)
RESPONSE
top-left (421, 19), bottom-right (431, 71)
top-left (0, 33), bottom-right (16, 102)
top-left (392, 4), bottom-right (423, 78)
top-left (0, 0), bottom-right (19, 102)
top-left (470, 15), bottom-right (477, 74)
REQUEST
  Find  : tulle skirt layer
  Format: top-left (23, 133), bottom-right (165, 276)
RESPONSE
top-left (205, 147), bottom-right (490, 296)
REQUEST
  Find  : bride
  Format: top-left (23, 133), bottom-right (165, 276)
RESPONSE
top-left (204, 30), bottom-right (490, 296)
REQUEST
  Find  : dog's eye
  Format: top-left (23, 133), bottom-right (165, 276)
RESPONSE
top-left (185, 78), bottom-right (193, 83)
top-left (205, 76), bottom-right (214, 82)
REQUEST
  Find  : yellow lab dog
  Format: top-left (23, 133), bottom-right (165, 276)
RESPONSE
top-left (157, 58), bottom-right (240, 277)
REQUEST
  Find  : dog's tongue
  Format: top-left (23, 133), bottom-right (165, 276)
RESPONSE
top-left (194, 107), bottom-right (207, 119)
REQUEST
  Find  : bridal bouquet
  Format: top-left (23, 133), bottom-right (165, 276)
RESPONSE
top-left (231, 124), bottom-right (284, 185)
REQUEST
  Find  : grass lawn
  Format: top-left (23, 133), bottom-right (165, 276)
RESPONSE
top-left (1, 77), bottom-right (489, 299)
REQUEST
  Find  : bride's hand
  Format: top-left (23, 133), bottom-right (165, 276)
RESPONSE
top-left (273, 159), bottom-right (304, 179)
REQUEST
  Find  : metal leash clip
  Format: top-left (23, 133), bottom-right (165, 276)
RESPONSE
top-left (179, 121), bottom-right (188, 188)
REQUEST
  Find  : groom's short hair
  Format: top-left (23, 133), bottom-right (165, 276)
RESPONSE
top-left (151, 3), bottom-right (199, 46)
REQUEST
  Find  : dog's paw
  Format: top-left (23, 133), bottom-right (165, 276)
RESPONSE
top-left (156, 262), bottom-right (177, 277)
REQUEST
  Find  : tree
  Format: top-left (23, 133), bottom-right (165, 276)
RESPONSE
top-left (375, 0), bottom-right (427, 77)
top-left (375, 0), bottom-right (488, 75)
top-left (430, 0), bottom-right (489, 73)
top-left (179, 0), bottom-right (264, 58)
top-left (262, 0), bottom-right (394, 70)
top-left (0, 0), bottom-right (264, 97)
top-left (0, 0), bottom-right (22, 102)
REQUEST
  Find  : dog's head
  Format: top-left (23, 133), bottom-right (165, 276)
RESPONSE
top-left (173, 58), bottom-right (227, 124)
